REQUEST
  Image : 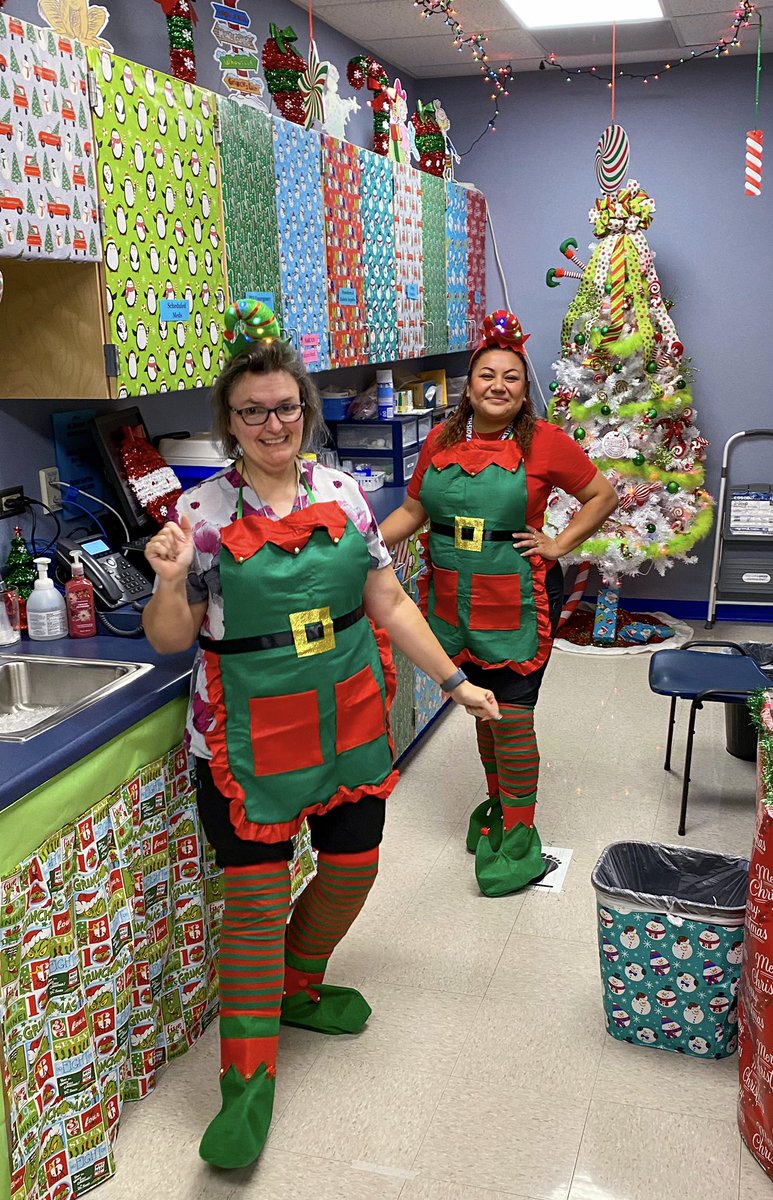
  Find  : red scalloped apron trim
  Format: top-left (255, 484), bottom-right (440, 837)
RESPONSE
top-left (430, 439), bottom-right (523, 475)
top-left (221, 501), bottom-right (348, 561)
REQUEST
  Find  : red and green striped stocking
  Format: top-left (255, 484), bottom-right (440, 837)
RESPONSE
top-left (199, 861), bottom-right (291, 1169)
top-left (283, 847), bottom-right (379, 1033)
top-left (475, 704), bottom-right (544, 896)
top-left (466, 718), bottom-right (504, 852)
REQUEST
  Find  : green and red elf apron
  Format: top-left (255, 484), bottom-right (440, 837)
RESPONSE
top-left (200, 483), bottom-right (398, 842)
top-left (416, 437), bottom-right (552, 672)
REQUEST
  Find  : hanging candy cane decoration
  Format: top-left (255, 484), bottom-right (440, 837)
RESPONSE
top-left (746, 130), bottom-right (764, 195)
top-left (557, 561), bottom-right (591, 630)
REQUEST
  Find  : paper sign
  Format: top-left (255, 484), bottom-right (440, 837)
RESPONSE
top-left (219, 53), bottom-right (258, 70)
top-left (211, 2), bottom-right (249, 24)
top-left (246, 291), bottom-right (275, 310)
top-left (160, 299), bottom-right (191, 322)
top-left (406, 281), bottom-right (419, 300)
top-left (301, 332), bottom-right (321, 365)
top-left (338, 286), bottom-right (357, 307)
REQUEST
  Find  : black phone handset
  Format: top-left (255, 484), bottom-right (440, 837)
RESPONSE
top-left (56, 536), bottom-right (151, 609)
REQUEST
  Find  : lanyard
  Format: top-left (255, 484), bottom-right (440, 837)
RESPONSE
top-left (236, 461), bottom-right (315, 521)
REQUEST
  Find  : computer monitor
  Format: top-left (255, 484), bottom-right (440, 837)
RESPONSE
top-left (91, 407), bottom-right (157, 541)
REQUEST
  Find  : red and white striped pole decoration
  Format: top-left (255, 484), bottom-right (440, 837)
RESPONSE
top-left (746, 129), bottom-right (764, 196)
top-left (557, 561), bottom-right (591, 631)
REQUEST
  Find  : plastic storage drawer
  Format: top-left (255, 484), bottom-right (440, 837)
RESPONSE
top-left (592, 841), bottom-right (748, 1059)
top-left (341, 449), bottom-right (420, 486)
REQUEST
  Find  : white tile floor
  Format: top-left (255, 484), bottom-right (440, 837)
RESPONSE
top-left (99, 622), bottom-right (773, 1199)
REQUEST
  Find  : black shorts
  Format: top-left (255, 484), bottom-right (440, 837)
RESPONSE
top-left (463, 563), bottom-right (564, 707)
top-left (195, 757), bottom-right (387, 868)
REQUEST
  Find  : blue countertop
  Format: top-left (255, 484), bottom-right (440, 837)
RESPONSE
top-left (0, 633), bottom-right (194, 813)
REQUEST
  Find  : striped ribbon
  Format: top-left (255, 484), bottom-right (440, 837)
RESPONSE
top-left (601, 235), bottom-right (627, 343)
top-left (745, 130), bottom-right (764, 197)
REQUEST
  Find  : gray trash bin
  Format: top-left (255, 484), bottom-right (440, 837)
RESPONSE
top-left (724, 644), bottom-right (773, 761)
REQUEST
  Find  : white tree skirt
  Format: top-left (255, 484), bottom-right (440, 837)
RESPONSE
top-left (553, 607), bottom-right (694, 655)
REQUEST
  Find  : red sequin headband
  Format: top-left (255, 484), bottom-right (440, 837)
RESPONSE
top-left (470, 310), bottom-right (530, 364)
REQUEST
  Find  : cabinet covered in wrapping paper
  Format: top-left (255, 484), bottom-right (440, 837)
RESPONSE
top-left (360, 147), bottom-right (397, 364)
top-left (738, 694), bottom-right (773, 1178)
top-left (218, 98), bottom-right (283, 325)
top-left (272, 118), bottom-right (330, 370)
top-left (446, 179), bottom-right (470, 352)
top-left (393, 161), bottom-right (424, 359)
top-left (0, 16), bottom-right (100, 262)
top-left (467, 188), bottom-right (486, 337)
top-left (322, 135), bottom-right (368, 367)
top-left (421, 172), bottom-right (448, 356)
top-left (88, 50), bottom-right (227, 396)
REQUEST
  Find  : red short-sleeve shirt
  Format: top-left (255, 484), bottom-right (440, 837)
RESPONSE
top-left (407, 419), bottom-right (597, 527)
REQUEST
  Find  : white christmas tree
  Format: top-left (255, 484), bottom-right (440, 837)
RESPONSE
top-left (545, 132), bottom-right (714, 627)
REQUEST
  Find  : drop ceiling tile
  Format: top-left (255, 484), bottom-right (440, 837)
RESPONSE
top-left (672, 11), bottom-right (773, 50)
top-left (292, 0), bottom-right (520, 44)
top-left (663, 0), bottom-right (753, 15)
top-left (537, 19), bottom-right (679, 57)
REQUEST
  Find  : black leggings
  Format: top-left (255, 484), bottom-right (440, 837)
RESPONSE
top-left (195, 757), bottom-right (387, 868)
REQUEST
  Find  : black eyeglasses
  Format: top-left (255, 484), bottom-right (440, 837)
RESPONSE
top-left (229, 400), bottom-right (306, 426)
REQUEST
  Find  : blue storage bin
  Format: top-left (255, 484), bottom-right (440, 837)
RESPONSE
top-left (175, 465), bottom-right (222, 490)
top-left (592, 841), bottom-right (748, 1059)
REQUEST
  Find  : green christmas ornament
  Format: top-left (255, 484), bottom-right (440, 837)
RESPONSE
top-left (612, 363), bottom-right (623, 374)
top-left (667, 481), bottom-right (680, 494)
top-left (647, 523), bottom-right (657, 533)
top-left (600, 325), bottom-right (610, 335)
top-left (600, 404), bottom-right (612, 416)
top-left (574, 427), bottom-right (586, 441)
top-left (647, 407), bottom-right (659, 419)
top-left (575, 332), bottom-right (586, 346)
top-left (633, 452), bottom-right (646, 465)
top-left (549, 380), bottom-right (559, 392)
top-left (604, 283), bottom-right (612, 294)
top-left (646, 361), bottom-right (658, 374)
top-left (676, 378), bottom-right (686, 389)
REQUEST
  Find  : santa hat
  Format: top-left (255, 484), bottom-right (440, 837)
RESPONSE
top-left (470, 309), bottom-right (530, 367)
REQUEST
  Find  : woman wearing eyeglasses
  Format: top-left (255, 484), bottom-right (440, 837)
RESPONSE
top-left (142, 334), bottom-right (499, 1170)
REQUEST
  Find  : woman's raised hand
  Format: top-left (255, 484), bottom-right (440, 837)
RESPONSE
top-left (144, 514), bottom-right (195, 583)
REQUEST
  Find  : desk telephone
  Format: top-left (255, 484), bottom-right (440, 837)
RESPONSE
top-left (57, 535), bottom-right (153, 610)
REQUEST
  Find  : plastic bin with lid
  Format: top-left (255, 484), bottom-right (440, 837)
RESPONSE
top-left (341, 448), bottom-right (420, 486)
top-left (158, 433), bottom-right (231, 489)
top-left (592, 840), bottom-right (749, 1059)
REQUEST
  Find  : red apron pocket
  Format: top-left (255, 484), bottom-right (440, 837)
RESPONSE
top-left (336, 665), bottom-right (386, 754)
top-left (432, 564), bottom-right (460, 626)
top-left (470, 573), bottom-right (522, 631)
top-left (250, 690), bottom-right (323, 776)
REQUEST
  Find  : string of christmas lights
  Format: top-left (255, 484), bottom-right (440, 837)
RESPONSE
top-left (412, 0), bottom-right (513, 152)
top-left (540, 2), bottom-right (759, 87)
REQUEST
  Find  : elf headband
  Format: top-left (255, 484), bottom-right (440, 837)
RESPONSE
top-left (223, 299), bottom-right (284, 360)
top-left (470, 310), bottom-right (530, 366)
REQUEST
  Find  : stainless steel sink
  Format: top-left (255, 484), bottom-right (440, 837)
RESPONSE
top-left (0, 655), bottom-right (154, 742)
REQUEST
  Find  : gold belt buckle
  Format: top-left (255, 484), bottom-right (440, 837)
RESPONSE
top-left (455, 515), bottom-right (485, 552)
top-left (289, 606), bottom-right (336, 657)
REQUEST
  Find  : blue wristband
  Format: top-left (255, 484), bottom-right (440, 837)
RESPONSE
top-left (440, 667), bottom-right (467, 692)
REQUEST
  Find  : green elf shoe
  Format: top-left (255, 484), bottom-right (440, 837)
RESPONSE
top-left (199, 1062), bottom-right (275, 1169)
top-left (466, 796), bottom-right (503, 853)
top-left (281, 983), bottom-right (372, 1034)
top-left (475, 817), bottom-right (545, 898)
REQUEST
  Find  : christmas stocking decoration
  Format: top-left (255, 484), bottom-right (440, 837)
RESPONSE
top-left (120, 426), bottom-right (182, 526)
top-left (262, 23), bottom-right (307, 125)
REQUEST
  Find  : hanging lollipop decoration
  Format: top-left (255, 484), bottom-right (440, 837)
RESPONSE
top-left (152, 0), bottom-right (198, 84)
top-left (298, 3), bottom-right (329, 131)
top-left (595, 124), bottom-right (630, 194)
top-left (745, 9), bottom-right (764, 195)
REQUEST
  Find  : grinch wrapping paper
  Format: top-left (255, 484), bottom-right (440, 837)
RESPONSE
top-left (218, 97), bottom-right (283, 324)
top-left (322, 135), bottom-right (368, 367)
top-left (360, 146), bottom-right (397, 364)
top-left (393, 161), bottom-right (424, 358)
top-left (446, 179), bottom-right (469, 351)
top-left (272, 117), bottom-right (330, 370)
top-left (87, 50), bottom-right (227, 396)
top-left (467, 188), bottom-right (486, 336)
top-left (0, 16), bottom-right (100, 261)
top-left (420, 171), bottom-right (447, 356)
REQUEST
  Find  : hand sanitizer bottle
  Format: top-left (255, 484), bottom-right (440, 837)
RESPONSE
top-left (27, 558), bottom-right (68, 641)
top-left (65, 550), bottom-right (97, 638)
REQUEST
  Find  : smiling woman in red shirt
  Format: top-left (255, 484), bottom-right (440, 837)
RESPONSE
top-left (381, 311), bottom-right (618, 897)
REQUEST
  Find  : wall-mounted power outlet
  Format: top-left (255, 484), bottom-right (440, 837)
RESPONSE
top-left (0, 485), bottom-right (25, 519)
top-left (39, 467), bottom-right (62, 512)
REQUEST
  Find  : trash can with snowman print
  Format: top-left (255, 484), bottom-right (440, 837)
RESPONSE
top-left (592, 841), bottom-right (749, 1059)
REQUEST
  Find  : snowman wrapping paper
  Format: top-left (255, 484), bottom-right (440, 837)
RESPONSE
top-left (272, 117), bottom-right (330, 370)
top-left (0, 16), bottom-right (100, 261)
top-left (218, 98), bottom-right (283, 328)
top-left (593, 841), bottom-right (749, 1060)
top-left (392, 161), bottom-right (424, 359)
top-left (359, 146), bottom-right (398, 364)
top-left (446, 179), bottom-right (469, 352)
top-left (421, 171), bottom-right (448, 357)
top-left (87, 50), bottom-right (227, 396)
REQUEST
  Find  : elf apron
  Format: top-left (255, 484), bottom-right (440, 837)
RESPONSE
top-left (417, 438), bottom-right (552, 674)
top-left (200, 481), bottom-right (398, 843)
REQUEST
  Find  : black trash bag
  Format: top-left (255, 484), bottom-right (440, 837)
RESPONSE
top-left (592, 840), bottom-right (749, 923)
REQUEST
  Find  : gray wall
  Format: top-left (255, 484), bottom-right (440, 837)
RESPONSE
top-left (1, 0), bottom-right (772, 607)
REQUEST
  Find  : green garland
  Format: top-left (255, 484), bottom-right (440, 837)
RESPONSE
top-left (567, 385), bottom-right (695, 425)
top-left (575, 501), bottom-right (713, 560)
top-left (750, 691), bottom-right (773, 809)
top-left (592, 458), bottom-right (706, 489)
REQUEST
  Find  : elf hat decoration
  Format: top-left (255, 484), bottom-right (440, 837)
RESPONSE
top-left (470, 309), bottom-right (530, 365)
top-left (223, 299), bottom-right (284, 360)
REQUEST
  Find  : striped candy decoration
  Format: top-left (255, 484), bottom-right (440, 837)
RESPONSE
top-left (595, 124), bottom-right (630, 194)
top-left (301, 39), bottom-right (329, 130)
top-left (745, 130), bottom-right (764, 196)
top-left (601, 235), bottom-right (627, 343)
top-left (557, 561), bottom-right (591, 630)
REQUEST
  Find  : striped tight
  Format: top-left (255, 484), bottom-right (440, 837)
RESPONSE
top-left (476, 703), bottom-right (540, 830)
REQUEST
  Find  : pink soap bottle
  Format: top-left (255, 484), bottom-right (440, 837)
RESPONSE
top-left (65, 550), bottom-right (97, 638)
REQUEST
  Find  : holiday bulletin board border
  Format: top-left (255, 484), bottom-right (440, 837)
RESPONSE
top-left (0, 15), bottom-right (100, 262)
top-left (87, 49), bottom-right (228, 396)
